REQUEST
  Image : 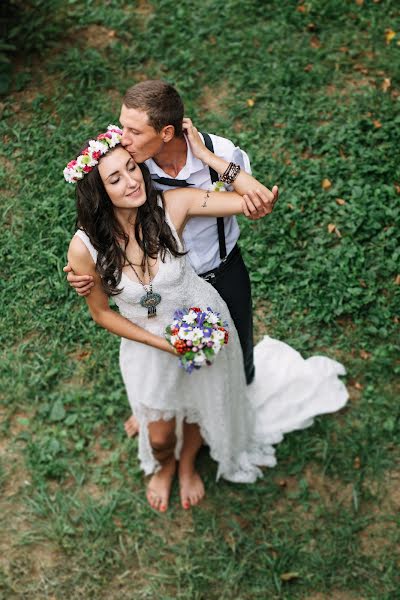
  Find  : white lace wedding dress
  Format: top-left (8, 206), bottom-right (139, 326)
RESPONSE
top-left (75, 216), bottom-right (348, 483)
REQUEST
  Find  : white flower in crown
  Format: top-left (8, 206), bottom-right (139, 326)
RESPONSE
top-left (88, 139), bottom-right (107, 155)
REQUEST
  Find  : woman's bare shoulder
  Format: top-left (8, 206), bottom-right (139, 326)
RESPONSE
top-left (68, 235), bottom-right (96, 272)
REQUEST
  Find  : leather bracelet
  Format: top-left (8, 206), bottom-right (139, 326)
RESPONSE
top-left (220, 162), bottom-right (241, 184)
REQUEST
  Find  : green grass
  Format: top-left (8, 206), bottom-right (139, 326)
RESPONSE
top-left (1, 0), bottom-right (399, 598)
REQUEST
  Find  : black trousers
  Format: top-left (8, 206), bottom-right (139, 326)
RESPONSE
top-left (199, 246), bottom-right (255, 384)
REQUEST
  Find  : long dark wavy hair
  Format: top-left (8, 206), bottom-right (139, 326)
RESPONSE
top-left (75, 146), bottom-right (186, 296)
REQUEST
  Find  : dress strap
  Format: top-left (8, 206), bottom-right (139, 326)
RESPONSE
top-left (157, 194), bottom-right (184, 252)
top-left (74, 229), bottom-right (98, 264)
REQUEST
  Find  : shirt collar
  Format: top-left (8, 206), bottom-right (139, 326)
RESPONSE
top-left (145, 135), bottom-right (205, 179)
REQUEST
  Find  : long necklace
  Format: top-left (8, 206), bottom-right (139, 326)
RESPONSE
top-left (128, 256), bottom-right (161, 318)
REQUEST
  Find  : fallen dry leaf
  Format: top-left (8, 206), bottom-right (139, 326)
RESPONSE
top-left (354, 456), bottom-right (361, 469)
top-left (297, 5), bottom-right (306, 13)
top-left (360, 349), bottom-right (371, 360)
top-left (359, 279), bottom-right (367, 288)
top-left (339, 46), bottom-right (349, 53)
top-left (322, 178), bottom-right (332, 190)
top-left (246, 98), bottom-right (255, 107)
top-left (281, 572), bottom-right (300, 582)
top-left (327, 223), bottom-right (342, 237)
top-left (287, 203), bottom-right (295, 210)
top-left (310, 35), bottom-right (321, 49)
top-left (382, 78), bottom-right (391, 92)
top-left (354, 381), bottom-right (363, 390)
top-left (372, 119), bottom-right (382, 128)
top-left (304, 63), bottom-right (313, 72)
top-left (385, 29), bottom-right (396, 44)
top-left (395, 184), bottom-right (400, 195)
top-left (395, 274), bottom-right (400, 285)
top-left (355, 0), bottom-right (364, 5)
top-left (278, 479), bottom-right (287, 487)
top-left (336, 198), bottom-right (346, 205)
top-left (307, 22), bottom-right (316, 31)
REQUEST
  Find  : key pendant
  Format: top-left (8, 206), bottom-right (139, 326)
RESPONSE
top-left (140, 290), bottom-right (162, 318)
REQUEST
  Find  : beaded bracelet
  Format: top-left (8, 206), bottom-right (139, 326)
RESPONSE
top-left (220, 162), bottom-right (241, 184)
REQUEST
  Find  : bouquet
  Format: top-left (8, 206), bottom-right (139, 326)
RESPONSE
top-left (165, 307), bottom-right (229, 373)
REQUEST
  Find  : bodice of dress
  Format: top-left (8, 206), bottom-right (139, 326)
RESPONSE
top-left (74, 217), bottom-right (209, 337)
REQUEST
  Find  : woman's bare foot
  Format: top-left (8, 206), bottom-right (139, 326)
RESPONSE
top-left (124, 414), bottom-right (140, 438)
top-left (179, 465), bottom-right (205, 510)
top-left (146, 457), bottom-right (176, 512)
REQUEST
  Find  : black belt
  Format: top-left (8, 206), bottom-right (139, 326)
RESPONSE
top-left (199, 244), bottom-right (240, 283)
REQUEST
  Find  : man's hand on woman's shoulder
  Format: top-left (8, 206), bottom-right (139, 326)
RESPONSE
top-left (63, 263), bottom-right (94, 297)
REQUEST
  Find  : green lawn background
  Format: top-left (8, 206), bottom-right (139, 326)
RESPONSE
top-left (0, 1), bottom-right (399, 598)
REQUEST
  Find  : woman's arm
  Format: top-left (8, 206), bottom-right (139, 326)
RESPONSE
top-left (165, 122), bottom-right (278, 232)
top-left (67, 237), bottom-right (176, 355)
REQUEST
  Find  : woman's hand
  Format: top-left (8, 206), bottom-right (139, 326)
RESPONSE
top-left (243, 185), bottom-right (279, 219)
top-left (182, 117), bottom-right (212, 163)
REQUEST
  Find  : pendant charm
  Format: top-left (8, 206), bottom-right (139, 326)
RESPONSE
top-left (140, 290), bottom-right (162, 318)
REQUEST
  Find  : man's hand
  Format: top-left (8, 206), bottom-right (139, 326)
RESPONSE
top-left (242, 185), bottom-right (279, 220)
top-left (182, 117), bottom-right (211, 163)
top-left (63, 263), bottom-right (94, 297)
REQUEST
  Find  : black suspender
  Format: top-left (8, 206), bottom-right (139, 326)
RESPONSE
top-left (201, 132), bottom-right (227, 262)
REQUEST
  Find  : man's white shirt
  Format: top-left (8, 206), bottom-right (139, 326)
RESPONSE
top-left (145, 133), bottom-right (251, 274)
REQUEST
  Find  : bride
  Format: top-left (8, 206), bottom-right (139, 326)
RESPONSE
top-left (65, 122), bottom-right (348, 513)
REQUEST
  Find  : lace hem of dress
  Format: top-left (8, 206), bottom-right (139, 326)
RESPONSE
top-left (135, 403), bottom-right (278, 484)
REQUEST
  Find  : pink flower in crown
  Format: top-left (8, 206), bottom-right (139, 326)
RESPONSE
top-left (82, 165), bottom-right (92, 173)
top-left (92, 150), bottom-right (102, 161)
top-left (97, 133), bottom-right (107, 140)
top-left (81, 149), bottom-right (89, 155)
top-left (67, 159), bottom-right (77, 169)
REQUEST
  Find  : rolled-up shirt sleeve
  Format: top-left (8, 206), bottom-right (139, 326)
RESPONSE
top-left (232, 146), bottom-right (252, 175)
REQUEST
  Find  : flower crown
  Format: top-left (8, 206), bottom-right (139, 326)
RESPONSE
top-left (63, 124), bottom-right (122, 183)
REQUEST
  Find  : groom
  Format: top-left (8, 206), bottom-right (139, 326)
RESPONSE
top-left (65, 80), bottom-right (278, 432)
